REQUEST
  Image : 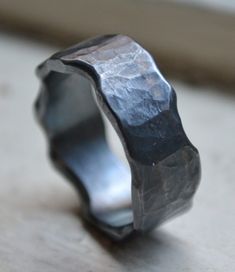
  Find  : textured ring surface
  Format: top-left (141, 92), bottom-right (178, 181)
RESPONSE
top-left (35, 34), bottom-right (201, 240)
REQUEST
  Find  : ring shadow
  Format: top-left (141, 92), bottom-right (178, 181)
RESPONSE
top-left (32, 181), bottom-right (194, 271)
top-left (70, 206), bottom-right (192, 271)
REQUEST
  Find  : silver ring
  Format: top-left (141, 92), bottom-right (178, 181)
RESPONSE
top-left (35, 34), bottom-right (201, 240)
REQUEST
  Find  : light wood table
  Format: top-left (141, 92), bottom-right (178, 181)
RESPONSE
top-left (0, 31), bottom-right (234, 272)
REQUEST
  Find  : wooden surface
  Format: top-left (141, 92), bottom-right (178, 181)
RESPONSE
top-left (0, 32), bottom-right (235, 272)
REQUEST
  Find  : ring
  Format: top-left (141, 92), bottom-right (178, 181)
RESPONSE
top-left (35, 34), bottom-right (201, 240)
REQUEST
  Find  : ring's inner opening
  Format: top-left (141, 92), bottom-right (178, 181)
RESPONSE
top-left (43, 71), bottom-right (132, 228)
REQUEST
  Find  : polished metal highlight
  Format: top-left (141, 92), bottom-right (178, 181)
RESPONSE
top-left (35, 35), bottom-right (201, 240)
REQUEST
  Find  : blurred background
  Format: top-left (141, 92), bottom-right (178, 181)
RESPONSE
top-left (0, 1), bottom-right (235, 272)
top-left (0, 0), bottom-right (235, 87)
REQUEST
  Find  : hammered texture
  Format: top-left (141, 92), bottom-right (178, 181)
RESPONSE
top-left (36, 35), bottom-right (201, 238)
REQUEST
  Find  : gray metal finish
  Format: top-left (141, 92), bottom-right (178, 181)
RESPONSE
top-left (35, 34), bottom-right (201, 240)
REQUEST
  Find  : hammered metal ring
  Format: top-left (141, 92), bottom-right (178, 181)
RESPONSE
top-left (35, 34), bottom-right (201, 240)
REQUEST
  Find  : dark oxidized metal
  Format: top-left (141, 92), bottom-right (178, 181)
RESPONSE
top-left (35, 35), bottom-right (201, 240)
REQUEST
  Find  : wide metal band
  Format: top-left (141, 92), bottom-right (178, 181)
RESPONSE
top-left (35, 35), bottom-right (201, 240)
